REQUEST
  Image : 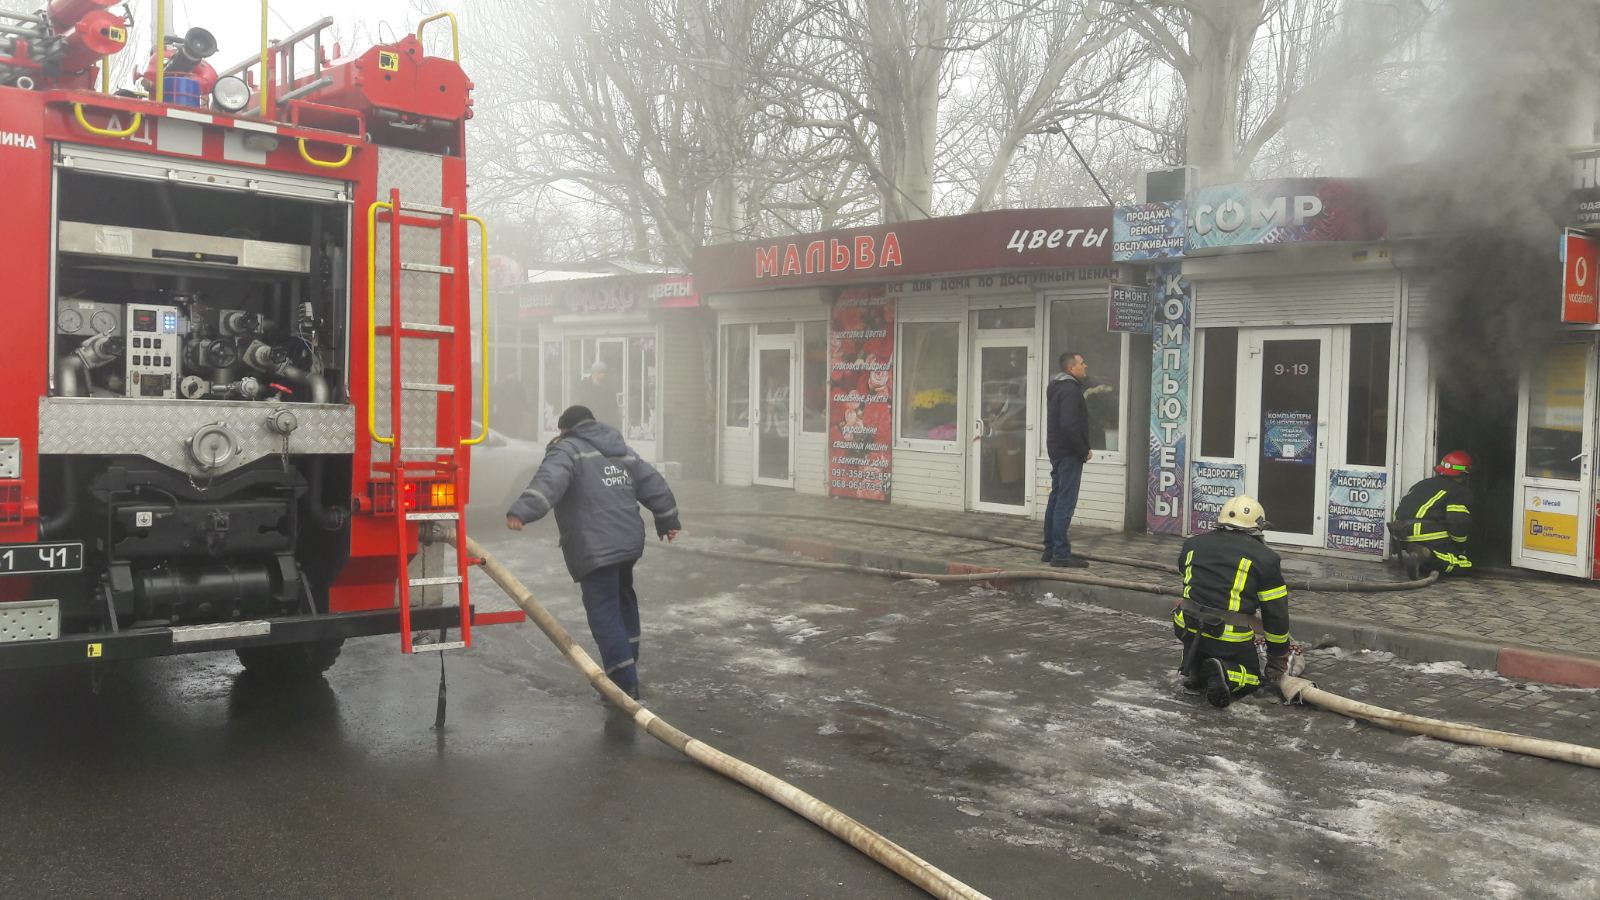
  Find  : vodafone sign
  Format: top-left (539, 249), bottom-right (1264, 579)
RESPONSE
top-left (1563, 230), bottom-right (1600, 324)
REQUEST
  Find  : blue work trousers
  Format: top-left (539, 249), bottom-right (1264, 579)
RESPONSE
top-left (1042, 455), bottom-right (1084, 561)
top-left (579, 560), bottom-right (641, 698)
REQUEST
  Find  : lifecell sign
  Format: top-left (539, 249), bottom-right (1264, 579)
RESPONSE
top-left (693, 208), bottom-right (1111, 293)
top-left (1561, 229), bottom-right (1599, 324)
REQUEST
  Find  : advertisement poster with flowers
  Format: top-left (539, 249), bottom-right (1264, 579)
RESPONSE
top-left (828, 288), bottom-right (895, 500)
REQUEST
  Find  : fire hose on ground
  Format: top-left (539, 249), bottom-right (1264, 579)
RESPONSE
top-left (461, 535), bottom-right (991, 900)
top-left (650, 517), bottom-right (1600, 771)
top-left (686, 511), bottom-right (1439, 593)
top-left (451, 516), bottom-right (1597, 900)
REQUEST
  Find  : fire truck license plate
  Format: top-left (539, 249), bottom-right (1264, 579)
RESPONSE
top-left (0, 543), bottom-right (83, 576)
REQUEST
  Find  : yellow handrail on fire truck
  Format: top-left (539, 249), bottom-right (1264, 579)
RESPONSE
top-left (297, 138), bottom-right (354, 168)
top-left (365, 202), bottom-right (492, 447)
top-left (416, 12), bottom-right (461, 62)
top-left (366, 200), bottom-right (396, 447)
top-left (71, 103), bottom-right (141, 137)
top-left (461, 213), bottom-right (490, 446)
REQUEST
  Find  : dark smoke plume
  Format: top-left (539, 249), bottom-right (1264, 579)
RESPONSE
top-left (1406, 0), bottom-right (1600, 396)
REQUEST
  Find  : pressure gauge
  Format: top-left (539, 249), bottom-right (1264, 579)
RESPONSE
top-left (91, 309), bottom-right (119, 334)
top-left (56, 308), bottom-right (83, 333)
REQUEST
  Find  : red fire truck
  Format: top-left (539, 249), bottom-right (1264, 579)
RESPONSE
top-left (0, 2), bottom-right (521, 674)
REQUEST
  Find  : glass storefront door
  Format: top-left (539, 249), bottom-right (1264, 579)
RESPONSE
top-left (969, 338), bottom-right (1036, 513)
top-left (1512, 339), bottom-right (1596, 577)
top-left (753, 335), bottom-right (796, 486)
top-left (1242, 329), bottom-right (1333, 547)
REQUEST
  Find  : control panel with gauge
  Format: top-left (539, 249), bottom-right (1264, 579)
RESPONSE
top-left (55, 300), bottom-right (123, 337)
top-left (125, 304), bottom-right (182, 399)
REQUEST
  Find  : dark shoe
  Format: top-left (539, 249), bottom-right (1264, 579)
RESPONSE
top-left (1181, 671), bottom-right (1204, 693)
top-left (1203, 658), bottom-right (1232, 708)
top-left (1050, 556), bottom-right (1088, 568)
top-left (1040, 550), bottom-right (1052, 563)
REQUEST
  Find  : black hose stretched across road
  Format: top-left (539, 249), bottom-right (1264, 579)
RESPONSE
top-left (688, 510), bottom-right (1439, 593)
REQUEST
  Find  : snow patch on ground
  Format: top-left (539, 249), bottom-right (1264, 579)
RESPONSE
top-left (1039, 661), bottom-right (1083, 676)
top-left (723, 646), bottom-right (810, 677)
top-left (771, 614), bottom-right (829, 643)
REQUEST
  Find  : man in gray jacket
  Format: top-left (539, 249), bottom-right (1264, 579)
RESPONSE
top-left (505, 405), bottom-right (681, 699)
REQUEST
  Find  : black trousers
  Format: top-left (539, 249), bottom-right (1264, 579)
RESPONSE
top-left (1175, 623), bottom-right (1263, 698)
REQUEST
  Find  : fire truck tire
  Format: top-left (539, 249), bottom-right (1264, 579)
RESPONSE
top-left (235, 639), bottom-right (344, 679)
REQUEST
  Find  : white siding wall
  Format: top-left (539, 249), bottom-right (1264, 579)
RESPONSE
top-left (721, 429), bottom-right (752, 486)
top-left (1032, 457), bottom-right (1127, 529)
top-left (894, 448), bottom-right (964, 510)
top-left (796, 432), bottom-right (828, 495)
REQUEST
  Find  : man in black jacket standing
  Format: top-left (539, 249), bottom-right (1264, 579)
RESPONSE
top-left (505, 405), bottom-right (681, 699)
top-left (1043, 352), bottom-right (1092, 568)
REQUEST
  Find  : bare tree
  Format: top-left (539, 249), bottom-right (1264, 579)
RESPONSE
top-left (463, 0), bottom-right (834, 265)
top-left (771, 0), bottom-right (982, 222)
top-left (957, 0), bottom-right (1145, 211)
top-left (1107, 0), bottom-right (1436, 185)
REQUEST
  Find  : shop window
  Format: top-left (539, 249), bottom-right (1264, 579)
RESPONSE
top-left (627, 335), bottom-right (657, 442)
top-left (1525, 341), bottom-right (1587, 480)
top-left (1048, 298), bottom-right (1123, 452)
top-left (541, 341), bottom-right (561, 434)
top-left (975, 307), bottom-right (1033, 330)
top-left (1346, 324), bottom-right (1391, 467)
top-left (803, 321), bottom-right (828, 433)
top-left (1199, 328), bottom-right (1238, 458)
top-left (724, 325), bottom-right (751, 427)
top-left (898, 322), bottom-right (960, 442)
top-left (565, 337), bottom-right (627, 429)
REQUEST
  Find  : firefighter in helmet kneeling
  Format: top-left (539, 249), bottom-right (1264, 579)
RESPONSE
top-left (1387, 450), bottom-right (1473, 579)
top-left (1175, 495), bottom-right (1293, 708)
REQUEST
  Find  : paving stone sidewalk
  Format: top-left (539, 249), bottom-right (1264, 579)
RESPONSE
top-left (673, 480), bottom-right (1600, 688)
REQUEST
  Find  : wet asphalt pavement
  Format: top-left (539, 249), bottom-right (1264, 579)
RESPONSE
top-left (2, 527), bottom-right (1599, 899)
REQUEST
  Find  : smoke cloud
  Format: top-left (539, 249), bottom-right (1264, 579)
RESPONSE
top-left (1408, 0), bottom-right (1600, 394)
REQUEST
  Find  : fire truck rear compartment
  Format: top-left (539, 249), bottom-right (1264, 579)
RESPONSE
top-left (42, 163), bottom-right (352, 631)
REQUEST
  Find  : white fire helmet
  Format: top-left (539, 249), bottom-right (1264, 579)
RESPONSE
top-left (1218, 495), bottom-right (1268, 533)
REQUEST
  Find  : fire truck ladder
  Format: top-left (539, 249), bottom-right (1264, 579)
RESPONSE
top-left (367, 189), bottom-right (490, 654)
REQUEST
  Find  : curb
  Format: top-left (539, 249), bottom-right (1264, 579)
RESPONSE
top-left (695, 522), bottom-right (1600, 690)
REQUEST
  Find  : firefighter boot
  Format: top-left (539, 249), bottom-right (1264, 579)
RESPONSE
top-left (1203, 658), bottom-right (1232, 708)
top-left (1402, 547), bottom-right (1427, 581)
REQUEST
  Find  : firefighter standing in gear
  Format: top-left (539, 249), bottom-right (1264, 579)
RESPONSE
top-left (1174, 495), bottom-right (1293, 708)
top-left (1387, 451), bottom-right (1473, 579)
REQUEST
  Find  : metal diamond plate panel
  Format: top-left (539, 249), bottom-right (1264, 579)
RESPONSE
top-left (39, 398), bottom-right (354, 475)
top-left (370, 148), bottom-right (449, 461)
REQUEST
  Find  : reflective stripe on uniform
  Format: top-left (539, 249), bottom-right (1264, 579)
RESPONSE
top-left (1415, 489), bottom-right (1448, 519)
top-left (1218, 626), bottom-right (1256, 642)
top-left (1264, 629), bottom-right (1290, 645)
top-left (1404, 521), bottom-right (1449, 542)
top-left (1446, 504), bottom-right (1470, 514)
top-left (519, 487), bottom-right (552, 514)
top-left (605, 658), bottom-right (637, 674)
top-left (1226, 666), bottom-right (1260, 688)
top-left (1228, 558), bottom-right (1252, 612)
top-left (1182, 550), bottom-right (1194, 600)
top-left (1258, 585), bottom-right (1287, 602)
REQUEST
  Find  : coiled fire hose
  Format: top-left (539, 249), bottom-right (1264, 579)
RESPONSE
top-left (656, 529), bottom-right (1600, 771)
top-left (461, 536), bottom-right (990, 900)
